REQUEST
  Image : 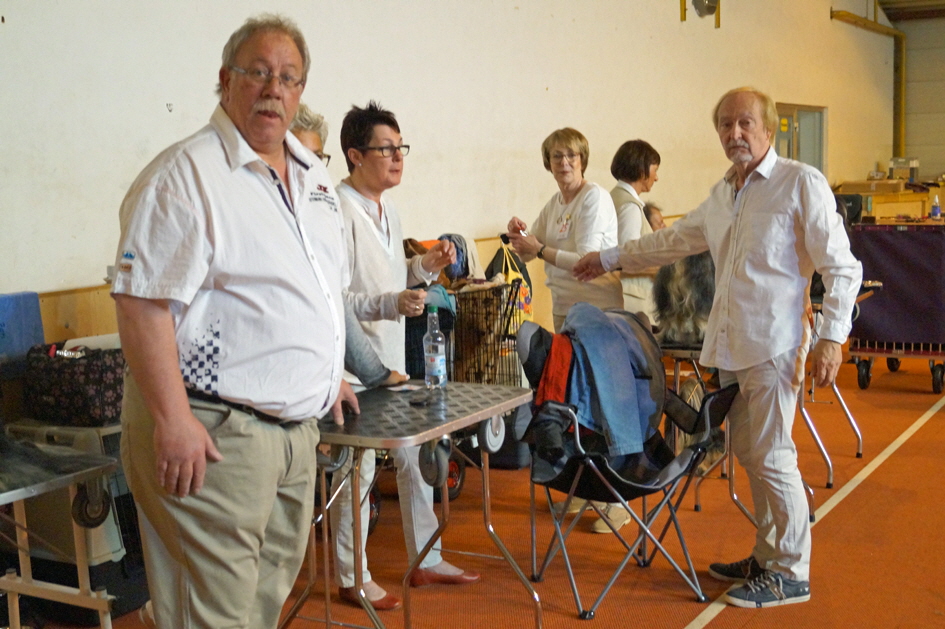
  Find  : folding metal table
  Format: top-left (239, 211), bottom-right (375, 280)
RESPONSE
top-left (291, 381), bottom-right (539, 629)
top-left (1, 447), bottom-right (117, 629)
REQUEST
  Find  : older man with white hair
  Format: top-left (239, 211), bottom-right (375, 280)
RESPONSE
top-left (575, 86), bottom-right (861, 608)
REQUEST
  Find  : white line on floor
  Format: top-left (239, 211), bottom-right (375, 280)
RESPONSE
top-left (682, 394), bottom-right (945, 629)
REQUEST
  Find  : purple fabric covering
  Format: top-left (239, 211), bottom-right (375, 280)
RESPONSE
top-left (849, 223), bottom-right (945, 344)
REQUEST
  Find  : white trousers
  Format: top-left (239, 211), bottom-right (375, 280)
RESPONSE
top-left (330, 445), bottom-right (441, 587)
top-left (719, 344), bottom-right (812, 582)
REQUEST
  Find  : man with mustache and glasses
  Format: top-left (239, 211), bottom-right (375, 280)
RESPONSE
top-left (112, 14), bottom-right (355, 629)
top-left (574, 87), bottom-right (861, 609)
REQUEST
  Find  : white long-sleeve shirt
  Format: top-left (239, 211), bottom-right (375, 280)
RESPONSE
top-left (532, 181), bottom-right (623, 317)
top-left (337, 181), bottom-right (436, 376)
top-left (601, 148), bottom-right (862, 371)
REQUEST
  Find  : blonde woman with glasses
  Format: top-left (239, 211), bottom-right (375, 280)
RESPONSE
top-left (507, 128), bottom-right (622, 332)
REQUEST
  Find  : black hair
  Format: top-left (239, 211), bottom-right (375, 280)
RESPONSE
top-left (340, 100), bottom-right (400, 173)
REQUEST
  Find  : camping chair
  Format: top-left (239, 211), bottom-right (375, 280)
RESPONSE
top-left (517, 306), bottom-right (738, 619)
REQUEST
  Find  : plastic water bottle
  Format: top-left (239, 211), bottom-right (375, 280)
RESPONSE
top-left (932, 195), bottom-right (941, 221)
top-left (423, 306), bottom-right (448, 388)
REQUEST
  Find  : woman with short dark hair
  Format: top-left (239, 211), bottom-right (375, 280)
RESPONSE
top-left (609, 139), bottom-right (662, 323)
top-left (330, 101), bottom-right (476, 612)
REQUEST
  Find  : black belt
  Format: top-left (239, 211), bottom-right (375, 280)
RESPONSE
top-left (186, 389), bottom-right (283, 424)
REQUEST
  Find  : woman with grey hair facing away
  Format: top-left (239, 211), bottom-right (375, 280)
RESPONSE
top-left (290, 103), bottom-right (331, 165)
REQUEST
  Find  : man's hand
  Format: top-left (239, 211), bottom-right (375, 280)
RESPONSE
top-left (115, 293), bottom-right (223, 498)
top-left (153, 412), bottom-right (223, 498)
top-left (809, 338), bottom-right (843, 388)
top-left (421, 239), bottom-right (457, 273)
top-left (398, 289), bottom-right (427, 317)
top-left (573, 252), bottom-right (605, 281)
top-left (330, 380), bottom-right (360, 426)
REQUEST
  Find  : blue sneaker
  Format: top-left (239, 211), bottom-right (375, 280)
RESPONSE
top-left (725, 570), bottom-right (811, 608)
top-left (708, 556), bottom-right (764, 582)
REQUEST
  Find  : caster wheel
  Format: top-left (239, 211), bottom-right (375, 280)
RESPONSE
top-left (367, 484), bottom-right (381, 535)
top-left (478, 416), bottom-right (506, 454)
top-left (579, 610), bottom-right (595, 620)
top-left (72, 483), bottom-right (111, 529)
top-left (433, 451), bottom-right (466, 503)
top-left (419, 440), bottom-right (450, 488)
top-left (887, 357), bottom-right (901, 372)
top-left (932, 364), bottom-right (944, 394)
top-left (857, 360), bottom-right (872, 390)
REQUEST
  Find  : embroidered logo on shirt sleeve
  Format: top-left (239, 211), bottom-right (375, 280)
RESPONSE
top-left (119, 250), bottom-right (136, 273)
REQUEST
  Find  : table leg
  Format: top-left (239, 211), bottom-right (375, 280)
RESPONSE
top-left (480, 451), bottom-right (543, 629)
top-left (2, 492), bottom-right (114, 629)
top-left (403, 443), bottom-right (451, 629)
top-left (13, 500), bottom-right (30, 582)
top-left (9, 498), bottom-right (28, 629)
top-left (798, 377), bottom-right (834, 488)
top-left (4, 570), bottom-right (21, 629)
top-left (349, 447), bottom-right (384, 629)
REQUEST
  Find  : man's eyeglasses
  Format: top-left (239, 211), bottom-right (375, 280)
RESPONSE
top-left (315, 152), bottom-right (331, 166)
top-left (359, 144), bottom-right (410, 158)
top-left (551, 152), bottom-right (579, 163)
top-left (229, 66), bottom-right (305, 90)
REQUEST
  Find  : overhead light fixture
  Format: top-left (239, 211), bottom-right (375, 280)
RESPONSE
top-left (692, 0), bottom-right (719, 17)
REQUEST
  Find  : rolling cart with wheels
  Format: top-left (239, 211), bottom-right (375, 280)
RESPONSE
top-left (1, 441), bottom-right (117, 629)
top-left (849, 219), bottom-right (945, 393)
top-left (850, 341), bottom-right (945, 393)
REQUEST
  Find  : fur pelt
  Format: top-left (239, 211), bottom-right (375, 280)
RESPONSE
top-left (653, 251), bottom-right (715, 345)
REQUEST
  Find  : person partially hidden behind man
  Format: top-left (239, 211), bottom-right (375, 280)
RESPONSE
top-left (113, 14), bottom-right (359, 629)
top-left (574, 86), bottom-right (862, 608)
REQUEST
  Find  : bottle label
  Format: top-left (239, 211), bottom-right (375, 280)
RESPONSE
top-left (425, 354), bottom-right (447, 377)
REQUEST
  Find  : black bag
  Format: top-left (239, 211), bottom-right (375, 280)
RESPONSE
top-left (23, 342), bottom-right (126, 426)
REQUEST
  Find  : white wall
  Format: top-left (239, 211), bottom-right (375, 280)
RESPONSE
top-left (900, 17), bottom-right (945, 181)
top-left (0, 0), bottom-right (894, 293)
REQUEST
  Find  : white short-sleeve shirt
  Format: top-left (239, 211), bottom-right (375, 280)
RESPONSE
top-left (112, 105), bottom-right (347, 421)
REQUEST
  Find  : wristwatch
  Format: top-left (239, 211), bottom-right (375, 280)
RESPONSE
top-left (537, 245), bottom-right (547, 260)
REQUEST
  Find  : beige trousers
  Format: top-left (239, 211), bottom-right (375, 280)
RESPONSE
top-left (121, 375), bottom-right (319, 629)
top-left (719, 344), bottom-right (812, 582)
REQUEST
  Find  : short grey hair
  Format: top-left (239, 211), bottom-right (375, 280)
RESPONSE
top-left (290, 103), bottom-right (328, 145)
top-left (215, 14), bottom-right (310, 96)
